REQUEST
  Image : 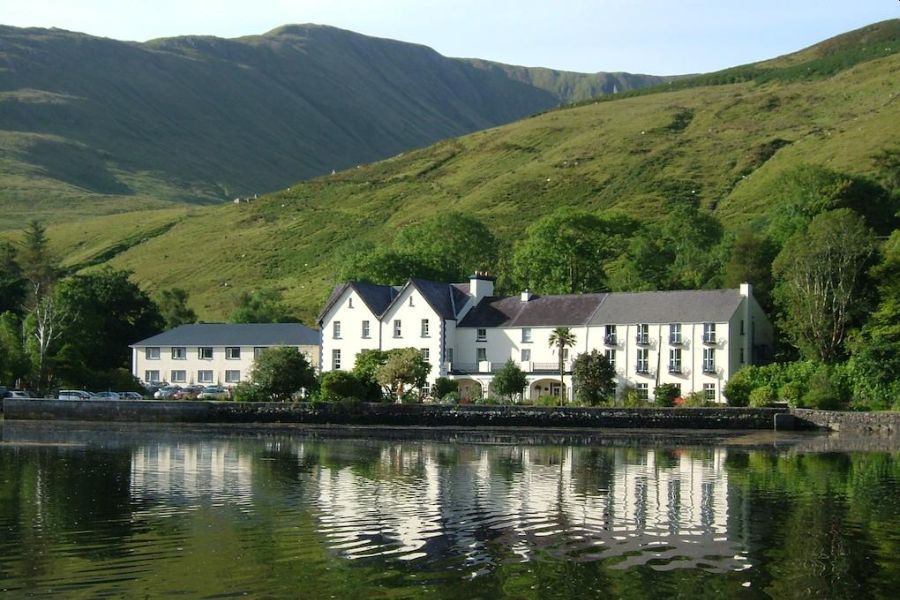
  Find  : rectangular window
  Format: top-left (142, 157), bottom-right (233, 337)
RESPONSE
top-left (170, 370), bottom-right (186, 383)
top-left (703, 348), bottom-right (716, 373)
top-left (703, 383), bottom-right (716, 401)
top-left (445, 347), bottom-right (453, 363)
top-left (477, 348), bottom-right (487, 362)
top-left (362, 320), bottom-right (370, 338)
top-left (225, 347), bottom-right (241, 360)
top-left (253, 347), bottom-right (266, 360)
top-left (669, 348), bottom-right (682, 373)
top-left (636, 323), bottom-right (649, 345)
top-left (333, 321), bottom-right (341, 339)
top-left (394, 320), bottom-right (402, 338)
top-left (420, 348), bottom-right (430, 362)
top-left (636, 348), bottom-right (649, 373)
top-left (562, 348), bottom-right (569, 361)
top-left (198, 347), bottom-right (213, 360)
top-left (740, 347), bottom-right (745, 364)
top-left (198, 370), bottom-right (214, 383)
top-left (171, 347), bottom-right (186, 360)
top-left (332, 349), bottom-right (341, 370)
top-left (521, 348), bottom-right (531, 362)
top-left (605, 325), bottom-right (617, 345)
top-left (636, 383), bottom-right (648, 400)
top-left (144, 370), bottom-right (160, 383)
top-left (225, 370), bottom-right (241, 383)
top-left (521, 328), bottom-right (532, 343)
top-left (703, 322), bottom-right (717, 344)
top-left (605, 349), bottom-right (615, 369)
top-left (741, 320), bottom-right (745, 335)
top-left (476, 328), bottom-right (487, 342)
top-left (421, 319), bottom-right (430, 337)
top-left (669, 323), bottom-right (682, 345)
top-left (145, 347), bottom-right (160, 360)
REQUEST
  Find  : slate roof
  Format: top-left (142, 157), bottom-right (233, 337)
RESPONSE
top-left (588, 289), bottom-right (743, 325)
top-left (405, 278), bottom-right (465, 320)
top-left (132, 323), bottom-right (320, 347)
top-left (318, 281), bottom-right (399, 322)
top-left (458, 294), bottom-right (607, 328)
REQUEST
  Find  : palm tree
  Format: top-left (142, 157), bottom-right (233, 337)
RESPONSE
top-left (548, 327), bottom-right (576, 405)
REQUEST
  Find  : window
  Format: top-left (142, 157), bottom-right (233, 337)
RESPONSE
top-left (668, 348), bottom-right (682, 373)
top-left (145, 347), bottom-right (160, 360)
top-left (362, 320), bottom-right (370, 338)
top-left (225, 370), bottom-right (241, 383)
top-left (636, 323), bottom-right (649, 345)
top-left (636, 383), bottom-right (648, 400)
top-left (477, 348), bottom-right (487, 362)
top-left (225, 347), bottom-right (241, 360)
top-left (476, 328), bottom-right (487, 342)
top-left (741, 320), bottom-right (745, 335)
top-left (605, 325), bottom-right (617, 345)
top-left (636, 348), bottom-right (649, 373)
top-left (703, 323), bottom-right (717, 344)
top-left (445, 347), bottom-right (453, 363)
top-left (669, 323), bottom-right (682, 345)
top-left (408, 296), bottom-right (414, 307)
top-left (740, 347), bottom-right (745, 364)
top-left (394, 320), bottom-right (402, 338)
top-left (421, 319), bottom-right (430, 337)
top-left (332, 349), bottom-right (342, 370)
top-left (605, 349), bottom-right (615, 369)
top-left (254, 347), bottom-right (266, 359)
top-left (521, 328), bottom-right (532, 343)
top-left (333, 321), bottom-right (341, 339)
top-left (562, 348), bottom-right (569, 361)
top-left (348, 297), bottom-right (353, 308)
top-left (144, 370), bottom-right (160, 383)
top-left (198, 347), bottom-right (213, 360)
top-left (703, 383), bottom-right (716, 401)
top-left (521, 348), bottom-right (531, 362)
top-left (703, 348), bottom-right (715, 373)
top-left (420, 348), bottom-right (430, 362)
top-left (171, 370), bottom-right (186, 383)
top-left (171, 347), bottom-right (186, 360)
top-left (198, 370), bottom-right (214, 383)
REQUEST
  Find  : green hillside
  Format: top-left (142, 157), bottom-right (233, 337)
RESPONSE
top-left (0, 24), bottom-right (669, 230)
top-left (29, 20), bottom-right (900, 324)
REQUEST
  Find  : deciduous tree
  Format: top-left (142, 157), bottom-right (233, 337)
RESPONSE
top-left (250, 346), bottom-right (316, 401)
top-left (157, 288), bottom-right (197, 329)
top-left (491, 359), bottom-right (527, 403)
top-left (572, 350), bottom-right (616, 405)
top-left (376, 348), bottom-right (430, 401)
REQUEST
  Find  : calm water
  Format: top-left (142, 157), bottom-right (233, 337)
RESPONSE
top-left (0, 423), bottom-right (898, 599)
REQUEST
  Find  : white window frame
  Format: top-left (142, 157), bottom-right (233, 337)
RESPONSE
top-left (198, 347), bottom-right (213, 360)
top-left (476, 328), bottom-right (487, 342)
top-left (421, 319), bottom-right (430, 337)
top-left (362, 320), bottom-right (370, 338)
top-left (420, 348), bottom-right (429, 361)
top-left (521, 328), bottom-right (532, 343)
top-left (476, 347), bottom-right (487, 362)
top-left (669, 348), bottom-right (682, 373)
top-left (636, 323), bottom-right (649, 344)
top-left (253, 347), bottom-right (266, 359)
top-left (225, 347), bottom-right (241, 360)
top-left (145, 347), bottom-right (160, 360)
top-left (703, 348), bottom-right (715, 373)
top-left (394, 319), bottom-right (402, 338)
top-left (144, 370), bottom-right (160, 383)
top-left (170, 370), bottom-right (186, 383)
top-left (669, 323), bottom-right (681, 344)
top-left (332, 349), bottom-right (342, 370)
top-left (333, 321), bottom-right (341, 339)
top-left (703, 322), bottom-right (717, 343)
top-left (605, 349), bottom-right (615, 369)
top-left (171, 347), bottom-right (186, 360)
top-left (605, 325), bottom-right (617, 345)
top-left (198, 370), bottom-right (214, 383)
top-left (636, 348), bottom-right (649, 373)
top-left (225, 370), bottom-right (241, 383)
top-left (703, 383), bottom-right (716, 401)
top-left (636, 383), bottom-right (648, 400)
top-left (521, 348), bottom-right (531, 362)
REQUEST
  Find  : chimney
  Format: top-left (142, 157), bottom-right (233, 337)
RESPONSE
top-left (469, 271), bottom-right (495, 305)
top-left (520, 289), bottom-right (533, 302)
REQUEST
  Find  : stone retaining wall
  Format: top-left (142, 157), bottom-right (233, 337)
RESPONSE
top-left (3, 398), bottom-right (785, 429)
top-left (791, 408), bottom-right (900, 435)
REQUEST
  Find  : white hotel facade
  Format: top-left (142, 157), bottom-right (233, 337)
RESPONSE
top-left (318, 274), bottom-right (772, 403)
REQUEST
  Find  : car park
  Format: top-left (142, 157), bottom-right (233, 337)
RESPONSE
top-left (198, 385), bottom-right (229, 400)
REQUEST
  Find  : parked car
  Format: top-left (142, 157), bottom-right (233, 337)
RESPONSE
top-left (58, 390), bottom-right (92, 401)
top-left (6, 390), bottom-right (31, 399)
top-left (93, 391), bottom-right (121, 401)
top-left (118, 391), bottom-right (145, 401)
top-left (198, 385), bottom-right (229, 400)
top-left (153, 386), bottom-right (182, 400)
top-left (174, 384), bottom-right (204, 400)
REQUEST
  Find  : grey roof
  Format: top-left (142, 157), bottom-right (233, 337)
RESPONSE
top-left (408, 278), bottom-right (464, 320)
top-left (318, 281), bottom-right (398, 322)
top-left (132, 323), bottom-right (320, 347)
top-left (459, 294), bottom-right (607, 328)
top-left (589, 289), bottom-right (743, 325)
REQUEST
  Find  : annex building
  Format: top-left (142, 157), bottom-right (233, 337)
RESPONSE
top-left (318, 274), bottom-right (772, 403)
top-left (131, 323), bottom-right (320, 387)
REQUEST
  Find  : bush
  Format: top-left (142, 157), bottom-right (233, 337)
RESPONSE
top-left (439, 391), bottom-right (460, 405)
top-left (802, 366), bottom-right (846, 410)
top-left (535, 394), bottom-right (560, 407)
top-left (654, 384), bottom-right (680, 407)
top-left (319, 371), bottom-right (366, 402)
top-left (779, 381), bottom-right (804, 407)
top-left (682, 391), bottom-right (710, 407)
top-left (724, 366), bottom-right (758, 406)
top-left (748, 385), bottom-right (776, 407)
top-left (232, 381), bottom-right (267, 402)
top-left (433, 377), bottom-right (459, 400)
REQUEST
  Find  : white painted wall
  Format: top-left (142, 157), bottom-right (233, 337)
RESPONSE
top-left (380, 286), bottom-right (445, 383)
top-left (320, 287), bottom-right (381, 372)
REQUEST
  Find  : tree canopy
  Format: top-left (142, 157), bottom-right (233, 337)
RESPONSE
top-left (250, 346), bottom-right (316, 401)
top-left (491, 359), bottom-right (527, 403)
top-left (572, 350), bottom-right (617, 405)
top-left (230, 288), bottom-right (295, 323)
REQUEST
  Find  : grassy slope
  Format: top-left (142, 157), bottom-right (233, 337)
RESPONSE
top-left (0, 24), bottom-right (667, 230)
top-left (35, 24), bottom-right (898, 326)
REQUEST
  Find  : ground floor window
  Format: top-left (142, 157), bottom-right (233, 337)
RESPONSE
top-left (171, 370), bottom-right (186, 383)
top-left (144, 370), bottom-right (160, 383)
top-left (225, 370), bottom-right (241, 383)
top-left (198, 370), bottom-right (214, 383)
top-left (332, 349), bottom-right (341, 370)
top-left (704, 383), bottom-right (716, 401)
top-left (636, 383), bottom-right (648, 400)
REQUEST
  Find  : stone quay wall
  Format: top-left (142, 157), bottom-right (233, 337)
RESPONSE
top-left (791, 408), bottom-right (900, 435)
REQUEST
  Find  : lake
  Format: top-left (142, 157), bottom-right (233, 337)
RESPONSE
top-left (0, 422), bottom-right (897, 599)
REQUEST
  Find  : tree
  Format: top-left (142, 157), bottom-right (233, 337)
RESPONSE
top-left (23, 293), bottom-right (70, 394)
top-left (491, 359), bottom-right (527, 403)
top-left (0, 242), bottom-right (26, 315)
top-left (548, 327), bottom-right (576, 404)
top-left (319, 370), bottom-right (366, 402)
top-left (772, 209), bottom-right (876, 363)
top-left (722, 227), bottom-right (778, 313)
top-left (0, 311), bottom-right (28, 387)
top-left (394, 212), bottom-right (498, 281)
top-left (351, 349), bottom-right (389, 401)
top-left (18, 220), bottom-right (56, 302)
top-left (250, 346), bottom-right (316, 401)
top-left (510, 209), bottom-right (625, 295)
top-left (572, 350), bottom-right (616, 406)
top-left (229, 288), bottom-right (295, 323)
top-left (156, 288), bottom-right (197, 329)
top-left (376, 348), bottom-right (430, 401)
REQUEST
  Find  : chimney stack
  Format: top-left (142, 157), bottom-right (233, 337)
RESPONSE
top-left (520, 289), bottom-right (533, 302)
top-left (469, 271), bottom-right (495, 305)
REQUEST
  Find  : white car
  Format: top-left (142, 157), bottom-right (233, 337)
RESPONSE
top-left (58, 390), bottom-right (92, 401)
top-left (6, 390), bottom-right (30, 399)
